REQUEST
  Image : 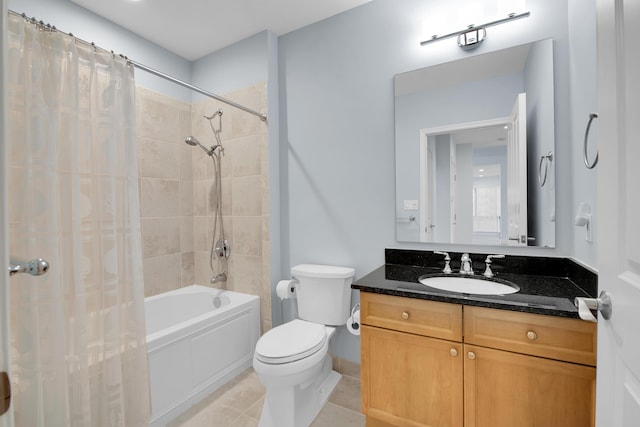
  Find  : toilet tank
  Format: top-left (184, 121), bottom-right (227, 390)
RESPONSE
top-left (291, 264), bottom-right (355, 326)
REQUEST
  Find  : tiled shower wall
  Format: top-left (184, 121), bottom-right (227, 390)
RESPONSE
top-left (136, 83), bottom-right (271, 332)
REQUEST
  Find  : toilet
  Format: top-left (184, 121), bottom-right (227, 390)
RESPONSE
top-left (253, 264), bottom-right (355, 427)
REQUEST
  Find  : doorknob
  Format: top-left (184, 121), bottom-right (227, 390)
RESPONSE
top-left (0, 372), bottom-right (10, 415)
top-left (8, 258), bottom-right (49, 277)
top-left (575, 291), bottom-right (612, 322)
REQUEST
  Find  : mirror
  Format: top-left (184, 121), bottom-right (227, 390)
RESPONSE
top-left (395, 39), bottom-right (555, 247)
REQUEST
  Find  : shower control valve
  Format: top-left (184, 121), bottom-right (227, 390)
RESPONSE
top-left (215, 239), bottom-right (232, 258)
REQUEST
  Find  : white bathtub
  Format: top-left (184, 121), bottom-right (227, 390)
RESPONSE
top-left (146, 285), bottom-right (260, 426)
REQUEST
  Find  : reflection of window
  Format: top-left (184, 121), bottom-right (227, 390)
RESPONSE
top-left (473, 179), bottom-right (501, 233)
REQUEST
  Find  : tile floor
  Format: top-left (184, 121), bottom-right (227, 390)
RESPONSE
top-left (168, 368), bottom-right (365, 427)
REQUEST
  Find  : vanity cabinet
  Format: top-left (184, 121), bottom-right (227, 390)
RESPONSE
top-left (360, 293), bottom-right (597, 427)
top-left (360, 293), bottom-right (463, 427)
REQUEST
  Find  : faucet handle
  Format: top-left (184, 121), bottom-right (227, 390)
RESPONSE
top-left (434, 251), bottom-right (452, 274)
top-left (484, 254), bottom-right (505, 263)
top-left (483, 254), bottom-right (505, 277)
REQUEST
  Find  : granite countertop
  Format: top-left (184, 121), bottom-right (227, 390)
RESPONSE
top-left (352, 263), bottom-right (594, 319)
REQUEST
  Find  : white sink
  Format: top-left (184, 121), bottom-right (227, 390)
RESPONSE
top-left (418, 276), bottom-right (519, 295)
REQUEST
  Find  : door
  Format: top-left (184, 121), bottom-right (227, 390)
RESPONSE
top-left (361, 325), bottom-right (463, 427)
top-left (464, 345), bottom-right (596, 427)
top-left (419, 135), bottom-right (435, 242)
top-left (0, 0), bottom-right (14, 425)
top-left (596, 0), bottom-right (640, 425)
top-left (506, 93), bottom-right (527, 246)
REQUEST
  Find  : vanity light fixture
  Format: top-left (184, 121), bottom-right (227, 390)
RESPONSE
top-left (420, 11), bottom-right (530, 50)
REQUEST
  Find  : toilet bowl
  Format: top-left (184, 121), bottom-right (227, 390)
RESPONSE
top-left (253, 320), bottom-right (339, 427)
top-left (253, 264), bottom-right (355, 427)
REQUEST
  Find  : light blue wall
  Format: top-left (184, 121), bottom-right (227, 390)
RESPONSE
top-left (568, 0), bottom-right (598, 268)
top-left (191, 31), bottom-right (268, 101)
top-left (279, 0), bottom-right (575, 362)
top-left (525, 39), bottom-right (556, 248)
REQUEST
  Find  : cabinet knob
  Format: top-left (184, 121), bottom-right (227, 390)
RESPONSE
top-left (450, 348), bottom-right (458, 357)
top-left (468, 351), bottom-right (476, 360)
top-left (401, 311), bottom-right (410, 320)
top-left (527, 330), bottom-right (538, 340)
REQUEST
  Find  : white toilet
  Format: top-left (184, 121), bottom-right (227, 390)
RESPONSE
top-left (253, 264), bottom-right (355, 427)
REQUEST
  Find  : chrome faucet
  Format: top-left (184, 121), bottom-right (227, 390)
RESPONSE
top-left (483, 254), bottom-right (505, 278)
top-left (434, 251), bottom-right (452, 274)
top-left (460, 253), bottom-right (473, 275)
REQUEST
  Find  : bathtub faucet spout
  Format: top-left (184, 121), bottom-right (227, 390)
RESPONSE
top-left (211, 273), bottom-right (227, 284)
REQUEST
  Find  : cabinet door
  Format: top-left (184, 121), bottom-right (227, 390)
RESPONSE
top-left (361, 325), bottom-right (463, 427)
top-left (464, 345), bottom-right (596, 427)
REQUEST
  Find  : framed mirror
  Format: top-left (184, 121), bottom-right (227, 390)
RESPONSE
top-left (395, 39), bottom-right (555, 247)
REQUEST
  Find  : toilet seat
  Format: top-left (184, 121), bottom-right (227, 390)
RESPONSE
top-left (255, 319), bottom-right (327, 364)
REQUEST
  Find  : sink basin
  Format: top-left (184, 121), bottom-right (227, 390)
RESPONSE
top-left (418, 275), bottom-right (519, 295)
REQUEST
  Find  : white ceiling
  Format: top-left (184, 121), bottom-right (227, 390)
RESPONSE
top-left (70, 0), bottom-right (373, 61)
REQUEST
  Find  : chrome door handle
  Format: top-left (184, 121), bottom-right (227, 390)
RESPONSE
top-left (575, 291), bottom-right (612, 322)
top-left (9, 258), bottom-right (49, 277)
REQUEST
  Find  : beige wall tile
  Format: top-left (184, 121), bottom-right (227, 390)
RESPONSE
top-left (232, 176), bottom-right (262, 217)
top-left (142, 217), bottom-right (180, 257)
top-left (180, 216), bottom-right (194, 253)
top-left (143, 253), bottom-right (182, 297)
top-left (233, 216), bottom-right (262, 256)
top-left (193, 216), bottom-right (211, 252)
top-left (140, 178), bottom-right (180, 217)
top-left (193, 250), bottom-right (212, 286)
top-left (139, 95), bottom-right (182, 142)
top-left (193, 180), bottom-right (211, 216)
top-left (180, 144), bottom-right (194, 181)
top-left (221, 178), bottom-right (233, 216)
top-left (231, 255), bottom-right (262, 296)
top-left (180, 179), bottom-right (194, 217)
top-left (227, 134), bottom-right (261, 177)
top-left (139, 138), bottom-right (180, 179)
top-left (181, 252), bottom-right (195, 287)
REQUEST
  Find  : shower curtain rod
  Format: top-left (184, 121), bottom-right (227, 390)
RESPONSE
top-left (8, 10), bottom-right (268, 122)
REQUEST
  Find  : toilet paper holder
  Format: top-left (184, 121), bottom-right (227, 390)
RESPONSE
top-left (350, 304), bottom-right (360, 330)
top-left (574, 291), bottom-right (612, 322)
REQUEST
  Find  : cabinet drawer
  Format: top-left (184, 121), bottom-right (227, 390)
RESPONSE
top-left (360, 292), bottom-right (462, 341)
top-left (464, 306), bottom-right (597, 366)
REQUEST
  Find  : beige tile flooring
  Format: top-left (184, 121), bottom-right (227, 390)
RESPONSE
top-left (168, 368), bottom-right (365, 427)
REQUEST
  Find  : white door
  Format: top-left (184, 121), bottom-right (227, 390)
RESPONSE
top-left (419, 135), bottom-right (435, 242)
top-left (506, 93), bottom-right (527, 246)
top-left (0, 0), bottom-right (15, 425)
top-left (596, 0), bottom-right (640, 425)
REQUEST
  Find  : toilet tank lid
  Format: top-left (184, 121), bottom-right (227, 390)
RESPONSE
top-left (291, 264), bottom-right (355, 279)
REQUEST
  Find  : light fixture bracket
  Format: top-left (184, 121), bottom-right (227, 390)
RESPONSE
top-left (457, 27), bottom-right (486, 50)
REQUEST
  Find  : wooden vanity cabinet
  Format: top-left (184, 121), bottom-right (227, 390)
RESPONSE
top-left (360, 293), bottom-right (463, 427)
top-left (360, 293), bottom-right (597, 427)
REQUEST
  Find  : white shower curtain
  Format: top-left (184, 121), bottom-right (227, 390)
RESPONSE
top-left (6, 13), bottom-right (150, 426)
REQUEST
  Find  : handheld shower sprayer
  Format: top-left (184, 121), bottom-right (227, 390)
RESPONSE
top-left (184, 135), bottom-right (214, 156)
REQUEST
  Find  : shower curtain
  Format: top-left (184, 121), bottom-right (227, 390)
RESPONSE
top-left (6, 13), bottom-right (150, 426)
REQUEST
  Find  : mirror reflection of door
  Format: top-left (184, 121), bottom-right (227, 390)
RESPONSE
top-left (507, 93), bottom-right (528, 246)
top-left (419, 140), bottom-right (435, 241)
top-left (418, 93), bottom-right (526, 245)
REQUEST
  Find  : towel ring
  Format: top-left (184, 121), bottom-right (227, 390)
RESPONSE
top-left (584, 112), bottom-right (599, 169)
top-left (538, 151), bottom-right (553, 187)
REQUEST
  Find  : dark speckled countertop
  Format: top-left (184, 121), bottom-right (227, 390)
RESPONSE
top-left (351, 249), bottom-right (598, 319)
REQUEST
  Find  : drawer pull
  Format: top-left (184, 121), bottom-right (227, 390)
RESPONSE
top-left (468, 351), bottom-right (476, 360)
top-left (450, 348), bottom-right (458, 357)
top-left (527, 331), bottom-right (538, 340)
top-left (401, 311), bottom-right (410, 320)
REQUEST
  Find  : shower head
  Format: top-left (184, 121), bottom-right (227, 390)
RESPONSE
top-left (184, 135), bottom-right (199, 146)
top-left (184, 136), bottom-right (213, 155)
